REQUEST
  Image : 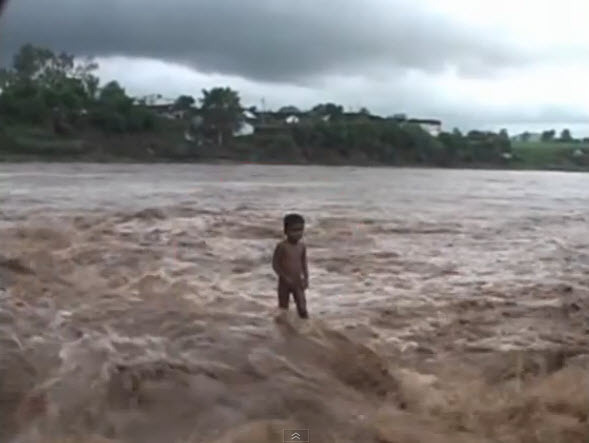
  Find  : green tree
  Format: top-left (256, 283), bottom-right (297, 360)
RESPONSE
top-left (174, 95), bottom-right (195, 111)
top-left (90, 81), bottom-right (133, 133)
top-left (99, 81), bottom-right (127, 102)
top-left (200, 87), bottom-right (242, 146)
top-left (10, 44), bottom-right (96, 97)
top-left (12, 44), bottom-right (54, 80)
top-left (97, 81), bottom-right (157, 133)
top-left (73, 56), bottom-right (100, 101)
top-left (311, 103), bottom-right (344, 120)
top-left (0, 43), bottom-right (159, 135)
top-left (560, 128), bottom-right (573, 142)
top-left (439, 130), bottom-right (466, 165)
top-left (0, 44), bottom-right (99, 126)
top-left (541, 129), bottom-right (556, 141)
top-left (0, 67), bottom-right (15, 90)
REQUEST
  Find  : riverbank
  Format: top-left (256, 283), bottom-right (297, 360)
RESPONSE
top-left (2, 124), bottom-right (589, 172)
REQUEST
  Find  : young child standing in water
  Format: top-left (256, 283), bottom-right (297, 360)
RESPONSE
top-left (272, 213), bottom-right (309, 319)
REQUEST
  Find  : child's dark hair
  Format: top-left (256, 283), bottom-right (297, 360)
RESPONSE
top-left (284, 213), bottom-right (305, 231)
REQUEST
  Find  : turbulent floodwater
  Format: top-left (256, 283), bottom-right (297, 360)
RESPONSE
top-left (1, 163), bottom-right (589, 443)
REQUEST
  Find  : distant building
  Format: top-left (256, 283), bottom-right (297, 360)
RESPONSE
top-left (149, 104), bottom-right (186, 120)
top-left (243, 110), bottom-right (257, 120)
top-left (285, 115), bottom-right (300, 125)
top-left (234, 121), bottom-right (255, 137)
top-left (407, 118), bottom-right (442, 137)
top-left (134, 96), bottom-right (188, 120)
top-left (386, 114), bottom-right (442, 136)
top-left (342, 112), bottom-right (382, 122)
top-left (240, 107), bottom-right (442, 137)
top-left (249, 110), bottom-right (305, 132)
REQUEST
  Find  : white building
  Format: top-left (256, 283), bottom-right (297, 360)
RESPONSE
top-left (243, 110), bottom-right (257, 120)
top-left (285, 115), bottom-right (300, 124)
top-left (234, 121), bottom-right (255, 137)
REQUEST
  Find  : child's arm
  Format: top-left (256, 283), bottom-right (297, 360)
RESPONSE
top-left (302, 244), bottom-right (309, 289)
top-left (272, 243), bottom-right (292, 285)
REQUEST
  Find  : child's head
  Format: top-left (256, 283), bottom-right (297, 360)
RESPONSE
top-left (283, 213), bottom-right (305, 242)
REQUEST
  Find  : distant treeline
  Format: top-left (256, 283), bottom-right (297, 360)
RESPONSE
top-left (516, 129), bottom-right (588, 143)
top-left (0, 43), bottom-right (513, 166)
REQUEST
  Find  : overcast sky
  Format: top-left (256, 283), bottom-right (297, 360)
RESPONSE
top-left (1, 0), bottom-right (588, 135)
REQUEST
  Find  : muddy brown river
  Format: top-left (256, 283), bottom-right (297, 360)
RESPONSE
top-left (1, 163), bottom-right (589, 442)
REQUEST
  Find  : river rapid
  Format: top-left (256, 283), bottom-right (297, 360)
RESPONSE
top-left (1, 163), bottom-right (589, 442)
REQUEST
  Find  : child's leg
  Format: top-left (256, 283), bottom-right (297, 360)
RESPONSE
top-left (277, 279), bottom-right (290, 310)
top-left (292, 288), bottom-right (308, 319)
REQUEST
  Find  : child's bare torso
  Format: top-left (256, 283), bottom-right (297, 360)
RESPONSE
top-left (276, 240), bottom-right (305, 283)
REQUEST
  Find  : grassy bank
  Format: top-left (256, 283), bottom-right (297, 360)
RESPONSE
top-left (511, 141), bottom-right (589, 171)
top-left (3, 124), bottom-right (589, 172)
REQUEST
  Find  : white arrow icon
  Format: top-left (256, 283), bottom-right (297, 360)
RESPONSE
top-left (291, 432), bottom-right (301, 441)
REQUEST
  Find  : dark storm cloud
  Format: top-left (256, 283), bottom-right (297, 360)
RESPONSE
top-left (0, 0), bottom-right (534, 83)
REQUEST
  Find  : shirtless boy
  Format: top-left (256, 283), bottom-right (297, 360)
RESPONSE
top-left (272, 213), bottom-right (309, 319)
